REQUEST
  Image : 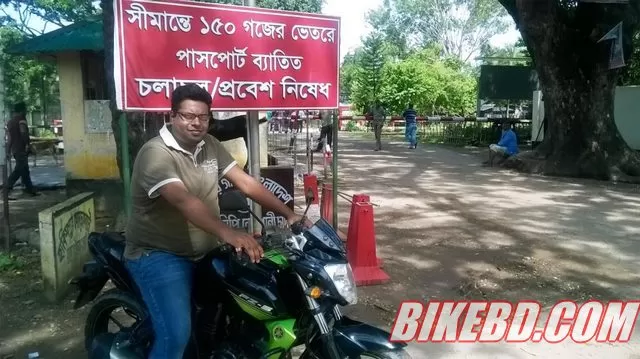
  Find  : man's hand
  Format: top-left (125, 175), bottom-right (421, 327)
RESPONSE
top-left (221, 228), bottom-right (264, 263)
top-left (287, 213), bottom-right (313, 229)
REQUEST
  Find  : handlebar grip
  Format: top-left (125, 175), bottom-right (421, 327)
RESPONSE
top-left (291, 221), bottom-right (305, 235)
top-left (234, 250), bottom-right (252, 265)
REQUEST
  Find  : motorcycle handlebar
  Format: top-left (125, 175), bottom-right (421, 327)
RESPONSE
top-left (220, 243), bottom-right (256, 265)
top-left (291, 221), bottom-right (305, 235)
top-left (221, 221), bottom-right (307, 264)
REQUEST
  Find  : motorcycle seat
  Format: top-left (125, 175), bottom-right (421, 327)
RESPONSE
top-left (89, 231), bottom-right (127, 263)
top-left (88, 231), bottom-right (143, 298)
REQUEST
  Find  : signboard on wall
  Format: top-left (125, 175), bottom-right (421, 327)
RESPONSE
top-left (112, 0), bottom-right (340, 111)
top-left (478, 65), bottom-right (539, 101)
top-left (219, 166), bottom-right (294, 230)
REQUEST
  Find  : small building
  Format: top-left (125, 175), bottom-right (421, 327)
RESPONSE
top-left (8, 20), bottom-right (123, 217)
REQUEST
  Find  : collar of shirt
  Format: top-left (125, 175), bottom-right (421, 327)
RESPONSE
top-left (159, 123), bottom-right (206, 162)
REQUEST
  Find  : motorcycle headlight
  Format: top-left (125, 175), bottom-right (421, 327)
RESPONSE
top-left (324, 263), bottom-right (357, 305)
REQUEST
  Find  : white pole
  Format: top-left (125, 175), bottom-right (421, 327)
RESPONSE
top-left (244, 0), bottom-right (262, 235)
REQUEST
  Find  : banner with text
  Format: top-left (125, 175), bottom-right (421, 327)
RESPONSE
top-left (218, 167), bottom-right (294, 230)
top-left (113, 0), bottom-right (341, 111)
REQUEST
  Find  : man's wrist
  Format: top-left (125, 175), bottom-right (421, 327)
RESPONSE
top-left (285, 211), bottom-right (299, 223)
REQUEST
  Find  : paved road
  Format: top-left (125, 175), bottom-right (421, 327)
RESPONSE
top-left (334, 132), bottom-right (640, 358)
top-left (0, 156), bottom-right (65, 190)
top-left (3, 135), bottom-right (640, 358)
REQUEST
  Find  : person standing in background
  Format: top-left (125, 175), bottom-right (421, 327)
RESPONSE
top-left (403, 104), bottom-right (418, 149)
top-left (315, 109), bottom-right (333, 152)
top-left (4, 102), bottom-right (38, 197)
top-left (371, 101), bottom-right (386, 151)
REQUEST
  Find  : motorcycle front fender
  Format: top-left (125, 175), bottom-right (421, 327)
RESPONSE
top-left (314, 315), bottom-right (406, 357)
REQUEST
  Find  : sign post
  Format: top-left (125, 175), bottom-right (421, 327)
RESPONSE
top-left (332, 108), bottom-right (338, 229)
top-left (244, 0), bottom-right (262, 235)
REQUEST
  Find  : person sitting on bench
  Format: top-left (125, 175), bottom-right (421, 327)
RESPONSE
top-left (488, 122), bottom-right (518, 165)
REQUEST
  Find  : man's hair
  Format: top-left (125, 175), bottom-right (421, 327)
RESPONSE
top-left (13, 102), bottom-right (26, 114)
top-left (408, 103), bottom-right (414, 109)
top-left (171, 84), bottom-right (212, 112)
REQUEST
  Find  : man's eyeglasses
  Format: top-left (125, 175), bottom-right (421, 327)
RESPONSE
top-left (177, 111), bottom-right (211, 123)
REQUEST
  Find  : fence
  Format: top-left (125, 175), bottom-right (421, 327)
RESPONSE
top-left (342, 117), bottom-right (532, 147)
top-left (266, 114), bottom-right (323, 185)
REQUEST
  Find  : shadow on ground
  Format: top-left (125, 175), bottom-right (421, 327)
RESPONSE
top-left (335, 133), bottom-right (640, 358)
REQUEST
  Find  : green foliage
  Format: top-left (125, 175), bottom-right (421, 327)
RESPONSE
top-left (348, 46), bottom-right (478, 117)
top-left (351, 33), bottom-right (388, 112)
top-left (37, 128), bottom-right (57, 138)
top-left (367, 0), bottom-right (510, 62)
top-left (620, 30), bottom-right (640, 86)
top-left (0, 0), bottom-right (100, 36)
top-left (199, 0), bottom-right (323, 12)
top-left (0, 251), bottom-right (24, 272)
top-left (345, 120), bottom-right (358, 132)
top-left (341, 0), bottom-right (510, 116)
top-left (479, 38), bottom-right (530, 66)
top-left (0, 26), bottom-right (59, 114)
top-left (339, 50), bottom-right (364, 103)
top-left (366, 0), bottom-right (410, 60)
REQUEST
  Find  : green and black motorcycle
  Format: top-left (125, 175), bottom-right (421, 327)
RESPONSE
top-left (71, 190), bottom-right (411, 359)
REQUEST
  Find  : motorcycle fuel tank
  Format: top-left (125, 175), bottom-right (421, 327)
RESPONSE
top-left (211, 255), bottom-right (295, 321)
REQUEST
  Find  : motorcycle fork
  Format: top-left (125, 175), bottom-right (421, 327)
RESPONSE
top-left (295, 275), bottom-right (342, 359)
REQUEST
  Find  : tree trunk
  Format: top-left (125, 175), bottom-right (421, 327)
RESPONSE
top-left (535, 63), bottom-right (638, 180)
top-left (500, 0), bottom-right (640, 181)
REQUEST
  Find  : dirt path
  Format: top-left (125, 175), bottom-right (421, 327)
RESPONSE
top-left (2, 134), bottom-right (640, 358)
top-left (0, 190), bottom-right (90, 359)
top-left (336, 133), bottom-right (640, 358)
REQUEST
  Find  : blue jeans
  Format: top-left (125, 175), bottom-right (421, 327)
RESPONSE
top-left (405, 123), bottom-right (417, 147)
top-left (125, 251), bottom-right (194, 359)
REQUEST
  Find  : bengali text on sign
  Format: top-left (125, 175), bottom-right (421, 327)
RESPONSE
top-left (113, 0), bottom-right (341, 111)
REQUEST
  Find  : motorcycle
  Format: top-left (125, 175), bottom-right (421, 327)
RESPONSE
top-left (70, 189), bottom-right (410, 359)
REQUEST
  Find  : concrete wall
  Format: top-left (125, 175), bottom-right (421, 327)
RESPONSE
top-left (57, 52), bottom-right (119, 180)
top-left (39, 192), bottom-right (95, 302)
top-left (614, 86), bottom-right (640, 150)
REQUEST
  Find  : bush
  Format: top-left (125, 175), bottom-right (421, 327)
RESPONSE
top-left (0, 252), bottom-right (24, 272)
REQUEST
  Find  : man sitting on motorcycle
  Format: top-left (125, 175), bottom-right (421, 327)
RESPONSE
top-left (124, 84), bottom-right (307, 359)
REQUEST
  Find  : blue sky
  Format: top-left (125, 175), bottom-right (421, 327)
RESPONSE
top-left (2, 0), bottom-right (521, 61)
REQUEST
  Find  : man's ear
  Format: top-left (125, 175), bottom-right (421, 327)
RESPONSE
top-left (168, 111), bottom-right (177, 124)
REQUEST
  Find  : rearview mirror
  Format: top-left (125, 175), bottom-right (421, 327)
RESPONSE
top-left (219, 190), bottom-right (249, 212)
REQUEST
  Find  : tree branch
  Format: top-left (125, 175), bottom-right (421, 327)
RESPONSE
top-left (1, 7), bottom-right (39, 36)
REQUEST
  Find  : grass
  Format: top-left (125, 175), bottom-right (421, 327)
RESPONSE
top-left (0, 251), bottom-right (25, 272)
